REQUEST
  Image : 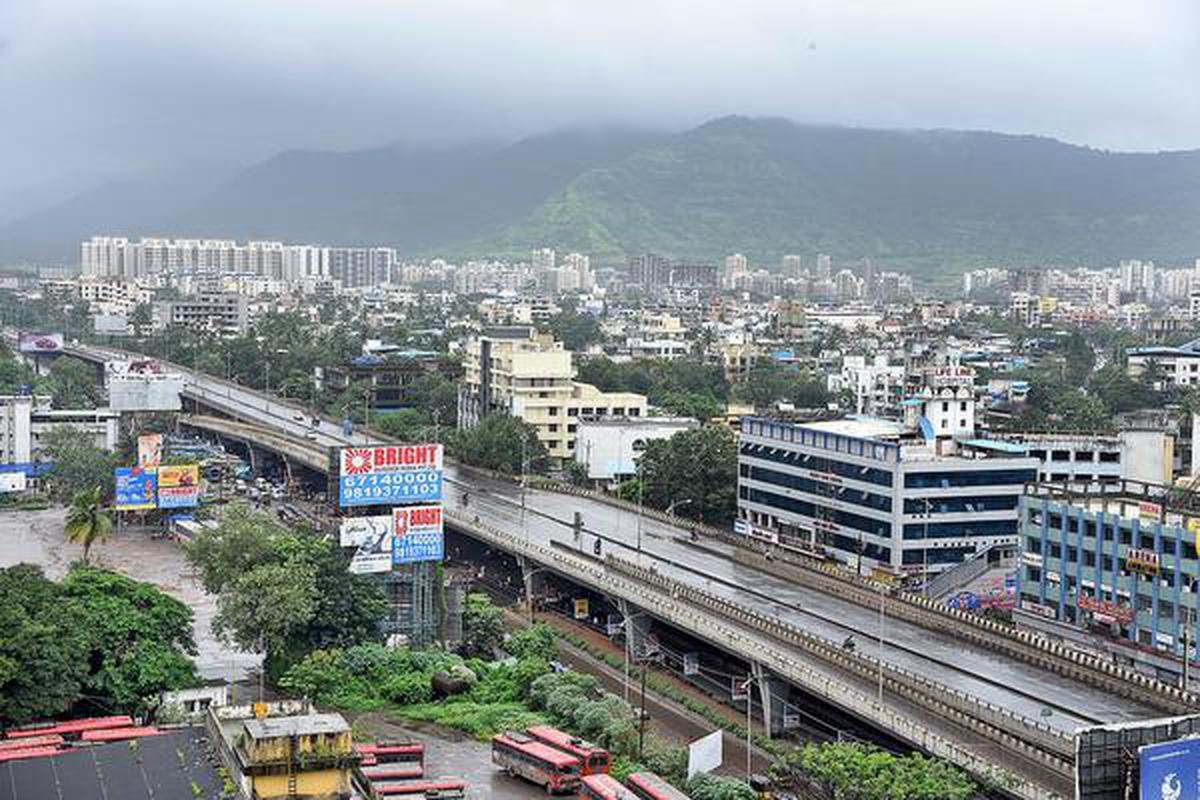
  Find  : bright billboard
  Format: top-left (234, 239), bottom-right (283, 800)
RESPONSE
top-left (0, 473), bottom-right (26, 493)
top-left (17, 332), bottom-right (64, 354)
top-left (157, 464), bottom-right (200, 509)
top-left (137, 433), bottom-right (163, 469)
top-left (1139, 737), bottom-right (1200, 800)
top-left (339, 515), bottom-right (394, 574)
top-left (337, 444), bottom-right (443, 507)
top-left (114, 467), bottom-right (157, 511)
top-left (393, 504), bottom-right (444, 564)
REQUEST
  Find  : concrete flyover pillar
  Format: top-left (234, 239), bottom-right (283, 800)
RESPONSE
top-left (750, 661), bottom-right (790, 738)
top-left (517, 556), bottom-right (548, 618)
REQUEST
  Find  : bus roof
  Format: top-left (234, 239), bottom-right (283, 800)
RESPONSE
top-left (527, 725), bottom-right (605, 753)
top-left (494, 732), bottom-right (581, 768)
top-left (627, 772), bottom-right (690, 800)
top-left (582, 774), bottom-right (638, 799)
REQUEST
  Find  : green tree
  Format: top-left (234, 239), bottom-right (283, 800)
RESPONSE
top-left (42, 425), bottom-right (116, 501)
top-left (461, 593), bottom-right (505, 659)
top-left (635, 425), bottom-right (737, 524)
top-left (657, 391), bottom-right (724, 421)
top-left (47, 356), bottom-right (101, 409)
top-left (0, 565), bottom-right (88, 725)
top-left (129, 303), bottom-right (153, 338)
top-left (546, 311), bottom-right (603, 352)
top-left (686, 774), bottom-right (757, 800)
top-left (64, 485), bottom-right (113, 564)
top-left (408, 372), bottom-right (459, 427)
top-left (376, 408), bottom-right (433, 442)
top-left (450, 414), bottom-right (550, 475)
top-left (184, 504), bottom-right (386, 674)
top-left (60, 568), bottom-right (198, 711)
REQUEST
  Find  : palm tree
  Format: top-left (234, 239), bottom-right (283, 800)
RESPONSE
top-left (64, 486), bottom-right (113, 565)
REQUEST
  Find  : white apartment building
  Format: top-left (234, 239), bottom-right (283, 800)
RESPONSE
top-left (1001, 431), bottom-right (1172, 486)
top-left (1127, 340), bottom-right (1200, 389)
top-left (458, 327), bottom-right (648, 465)
top-left (0, 395), bottom-right (119, 471)
top-left (156, 293), bottom-right (250, 335)
top-left (827, 355), bottom-right (905, 415)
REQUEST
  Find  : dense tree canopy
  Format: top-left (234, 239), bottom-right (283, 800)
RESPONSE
top-left (450, 414), bottom-right (550, 476)
top-left (184, 504), bottom-right (387, 676)
top-left (41, 425), bottom-right (117, 501)
top-left (0, 565), bottom-right (197, 726)
top-left (622, 425), bottom-right (738, 524)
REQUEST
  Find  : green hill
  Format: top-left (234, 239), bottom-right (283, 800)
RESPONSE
top-left (4, 116), bottom-right (1199, 280)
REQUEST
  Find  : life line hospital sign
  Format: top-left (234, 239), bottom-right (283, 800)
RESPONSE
top-left (338, 444), bottom-right (443, 507)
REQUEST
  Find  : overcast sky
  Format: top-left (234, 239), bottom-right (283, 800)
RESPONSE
top-left (2, 0), bottom-right (1198, 207)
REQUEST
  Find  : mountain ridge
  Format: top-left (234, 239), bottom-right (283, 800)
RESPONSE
top-left (3, 116), bottom-right (1198, 278)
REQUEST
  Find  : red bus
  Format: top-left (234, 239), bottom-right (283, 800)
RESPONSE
top-left (374, 779), bottom-right (466, 798)
top-left (80, 726), bottom-right (162, 742)
top-left (578, 774), bottom-right (638, 800)
top-left (626, 772), bottom-right (690, 800)
top-left (526, 725), bottom-right (610, 775)
top-left (491, 731), bottom-right (581, 794)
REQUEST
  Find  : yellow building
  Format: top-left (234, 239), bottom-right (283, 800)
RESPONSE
top-left (210, 704), bottom-right (357, 800)
top-left (459, 327), bottom-right (648, 464)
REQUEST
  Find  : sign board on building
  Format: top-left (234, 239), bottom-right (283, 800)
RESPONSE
top-left (0, 472), bottom-right (26, 493)
top-left (573, 598), bottom-right (590, 620)
top-left (1139, 737), bottom-right (1200, 800)
top-left (137, 433), bottom-right (163, 469)
top-left (114, 467), bottom-right (157, 510)
top-left (339, 515), bottom-right (394, 574)
top-left (1127, 548), bottom-right (1161, 577)
top-left (730, 676), bottom-right (750, 702)
top-left (733, 519), bottom-right (749, 536)
top-left (1078, 594), bottom-right (1136, 625)
top-left (1139, 501), bottom-right (1163, 522)
top-left (157, 464), bottom-right (200, 509)
top-left (338, 444), bottom-right (443, 507)
top-left (17, 332), bottom-right (63, 353)
top-left (392, 504), bottom-right (444, 565)
top-left (1021, 551), bottom-right (1044, 568)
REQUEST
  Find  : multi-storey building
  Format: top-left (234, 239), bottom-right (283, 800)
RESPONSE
top-left (1016, 480), bottom-right (1200, 682)
top-left (458, 327), bottom-right (647, 464)
top-left (157, 292), bottom-right (249, 335)
top-left (1127, 339), bottom-right (1200, 389)
top-left (737, 404), bottom-right (1038, 576)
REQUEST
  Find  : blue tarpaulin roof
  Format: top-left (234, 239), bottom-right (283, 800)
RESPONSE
top-left (961, 438), bottom-right (1029, 455)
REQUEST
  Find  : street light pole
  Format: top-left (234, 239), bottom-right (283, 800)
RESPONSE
top-left (745, 678), bottom-right (753, 778)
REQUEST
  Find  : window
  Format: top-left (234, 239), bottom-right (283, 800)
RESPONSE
top-left (568, 408), bottom-right (578, 416)
top-left (1074, 451), bottom-right (1094, 462)
top-left (960, 401), bottom-right (968, 411)
top-left (942, 401), bottom-right (949, 411)
top-left (1099, 452), bottom-right (1120, 463)
top-left (1052, 450), bottom-right (1070, 462)
top-left (548, 424), bottom-right (558, 432)
top-left (548, 407), bottom-right (558, 416)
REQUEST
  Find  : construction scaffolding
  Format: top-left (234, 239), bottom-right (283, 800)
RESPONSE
top-left (380, 561), bottom-right (439, 648)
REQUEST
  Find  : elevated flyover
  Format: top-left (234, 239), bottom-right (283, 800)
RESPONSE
top-left (62, 341), bottom-right (1200, 798)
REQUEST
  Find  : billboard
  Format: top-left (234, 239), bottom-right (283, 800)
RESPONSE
top-left (108, 374), bottom-right (184, 412)
top-left (392, 504), bottom-right (445, 564)
top-left (93, 314), bottom-right (129, 335)
top-left (17, 332), bottom-right (63, 354)
top-left (338, 444), bottom-right (443, 507)
top-left (687, 730), bottom-right (723, 780)
top-left (339, 515), bottom-right (394, 574)
top-left (137, 433), bottom-right (163, 469)
top-left (157, 464), bottom-right (200, 509)
top-left (0, 473), bottom-right (26, 493)
top-left (1139, 737), bottom-right (1200, 800)
top-left (115, 467), bottom-right (157, 511)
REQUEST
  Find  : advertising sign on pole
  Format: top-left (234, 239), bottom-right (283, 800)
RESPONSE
top-left (115, 467), bottom-right (157, 511)
top-left (339, 515), bottom-right (395, 574)
top-left (1139, 737), bottom-right (1200, 800)
top-left (730, 676), bottom-right (749, 702)
top-left (574, 598), bottom-right (590, 620)
top-left (683, 652), bottom-right (700, 677)
top-left (338, 444), bottom-right (443, 507)
top-left (137, 433), bottom-right (163, 469)
top-left (391, 504), bottom-right (445, 565)
top-left (157, 464), bottom-right (200, 509)
top-left (17, 332), bottom-right (64, 354)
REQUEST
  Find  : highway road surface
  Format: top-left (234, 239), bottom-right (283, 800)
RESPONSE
top-left (76, 345), bottom-right (1166, 734)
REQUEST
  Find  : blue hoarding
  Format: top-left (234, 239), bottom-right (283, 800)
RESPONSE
top-left (392, 505), bottom-right (444, 565)
top-left (338, 445), bottom-right (443, 508)
top-left (1140, 737), bottom-right (1200, 800)
top-left (115, 467), bottom-right (157, 510)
